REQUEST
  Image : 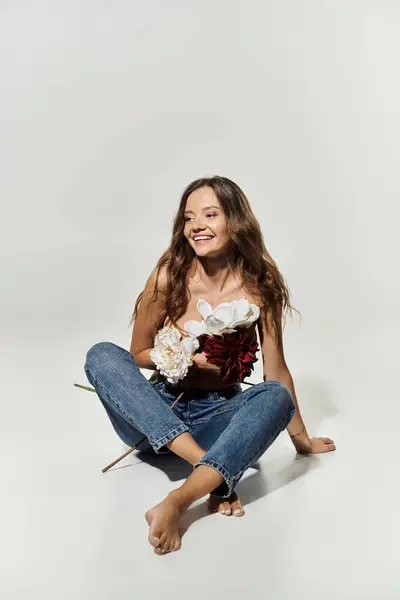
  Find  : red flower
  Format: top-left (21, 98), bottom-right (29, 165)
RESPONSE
top-left (202, 328), bottom-right (259, 385)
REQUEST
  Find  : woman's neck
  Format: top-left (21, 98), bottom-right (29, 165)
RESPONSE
top-left (191, 254), bottom-right (238, 294)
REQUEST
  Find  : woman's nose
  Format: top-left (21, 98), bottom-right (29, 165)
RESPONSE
top-left (193, 224), bottom-right (207, 232)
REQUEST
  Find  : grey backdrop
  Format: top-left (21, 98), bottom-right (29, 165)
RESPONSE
top-left (1, 2), bottom-right (399, 599)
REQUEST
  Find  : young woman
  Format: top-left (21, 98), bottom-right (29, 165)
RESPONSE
top-left (84, 175), bottom-right (335, 555)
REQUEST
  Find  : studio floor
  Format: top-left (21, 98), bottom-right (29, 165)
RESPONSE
top-left (3, 327), bottom-right (398, 600)
top-left (2, 1), bottom-right (399, 597)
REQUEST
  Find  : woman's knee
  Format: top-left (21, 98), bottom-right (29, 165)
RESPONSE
top-left (261, 380), bottom-right (296, 418)
top-left (84, 341), bottom-right (123, 372)
top-left (275, 381), bottom-right (296, 418)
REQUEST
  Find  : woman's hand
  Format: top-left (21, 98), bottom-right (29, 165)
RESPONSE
top-left (294, 436), bottom-right (336, 455)
top-left (176, 352), bottom-right (222, 391)
top-left (192, 351), bottom-right (221, 375)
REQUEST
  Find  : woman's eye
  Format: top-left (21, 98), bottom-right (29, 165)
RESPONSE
top-left (184, 213), bottom-right (216, 222)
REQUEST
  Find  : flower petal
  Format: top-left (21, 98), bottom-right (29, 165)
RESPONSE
top-left (197, 299), bottom-right (214, 320)
top-left (231, 297), bottom-right (250, 323)
top-left (212, 302), bottom-right (237, 328)
top-left (204, 317), bottom-right (227, 334)
top-left (246, 303), bottom-right (260, 324)
top-left (231, 297), bottom-right (260, 328)
top-left (181, 335), bottom-right (199, 355)
top-left (150, 325), bottom-right (197, 385)
top-left (183, 320), bottom-right (208, 337)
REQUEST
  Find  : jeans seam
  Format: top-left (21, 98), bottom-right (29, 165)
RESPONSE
top-left (85, 366), bottom-right (189, 452)
top-left (187, 396), bottom-right (241, 425)
top-left (193, 458), bottom-right (234, 495)
top-left (231, 408), bottom-right (294, 488)
top-left (152, 424), bottom-right (189, 451)
top-left (85, 367), bottom-right (144, 431)
top-left (195, 405), bottom-right (294, 498)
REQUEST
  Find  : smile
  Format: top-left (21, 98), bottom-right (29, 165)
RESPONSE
top-left (193, 236), bottom-right (215, 244)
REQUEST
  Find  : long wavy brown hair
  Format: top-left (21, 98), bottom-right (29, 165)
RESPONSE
top-left (128, 175), bottom-right (300, 351)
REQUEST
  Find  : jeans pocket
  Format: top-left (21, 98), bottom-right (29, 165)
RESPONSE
top-left (153, 380), bottom-right (182, 406)
top-left (153, 380), bottom-right (165, 392)
top-left (217, 383), bottom-right (242, 402)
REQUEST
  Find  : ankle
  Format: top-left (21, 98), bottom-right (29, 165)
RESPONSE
top-left (166, 433), bottom-right (206, 466)
top-left (167, 489), bottom-right (192, 513)
top-left (190, 450), bottom-right (206, 466)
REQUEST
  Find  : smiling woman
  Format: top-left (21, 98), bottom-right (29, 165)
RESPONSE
top-left (129, 177), bottom-right (298, 353)
top-left (84, 174), bottom-right (336, 557)
top-left (184, 197), bottom-right (229, 253)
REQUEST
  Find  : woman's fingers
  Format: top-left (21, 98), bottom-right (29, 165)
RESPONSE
top-left (310, 437), bottom-right (336, 453)
top-left (314, 436), bottom-right (335, 445)
top-left (323, 443), bottom-right (336, 452)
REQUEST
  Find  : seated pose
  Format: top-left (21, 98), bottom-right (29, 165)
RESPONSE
top-left (84, 175), bottom-right (335, 555)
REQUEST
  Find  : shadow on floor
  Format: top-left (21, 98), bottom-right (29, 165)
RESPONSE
top-left (85, 375), bottom-right (335, 538)
top-left (106, 446), bottom-right (315, 534)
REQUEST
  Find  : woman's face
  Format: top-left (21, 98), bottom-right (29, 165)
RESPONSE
top-left (183, 186), bottom-right (230, 256)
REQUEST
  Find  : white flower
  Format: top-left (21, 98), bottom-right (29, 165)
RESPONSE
top-left (183, 296), bottom-right (260, 337)
top-left (150, 326), bottom-right (199, 385)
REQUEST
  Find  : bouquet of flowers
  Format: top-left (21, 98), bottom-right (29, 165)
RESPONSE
top-left (151, 296), bottom-right (260, 386)
top-left (150, 326), bottom-right (199, 385)
top-left (184, 296), bottom-right (260, 385)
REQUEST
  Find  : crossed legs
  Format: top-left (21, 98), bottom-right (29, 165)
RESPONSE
top-left (84, 343), bottom-right (295, 555)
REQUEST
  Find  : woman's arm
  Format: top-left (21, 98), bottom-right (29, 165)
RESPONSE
top-left (256, 307), bottom-right (312, 452)
top-left (130, 269), bottom-right (222, 377)
top-left (129, 266), bottom-right (168, 369)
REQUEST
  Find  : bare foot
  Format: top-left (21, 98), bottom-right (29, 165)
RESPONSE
top-left (145, 493), bottom-right (186, 554)
top-left (208, 490), bottom-right (245, 517)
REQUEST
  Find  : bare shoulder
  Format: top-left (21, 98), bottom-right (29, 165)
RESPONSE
top-left (146, 264), bottom-right (168, 295)
top-left (130, 265), bottom-right (168, 358)
top-left (256, 303), bottom-right (288, 376)
top-left (242, 282), bottom-right (264, 309)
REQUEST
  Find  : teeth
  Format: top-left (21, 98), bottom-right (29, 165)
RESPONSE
top-left (194, 236), bottom-right (214, 241)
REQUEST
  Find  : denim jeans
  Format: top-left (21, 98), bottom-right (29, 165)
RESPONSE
top-left (84, 341), bottom-right (296, 498)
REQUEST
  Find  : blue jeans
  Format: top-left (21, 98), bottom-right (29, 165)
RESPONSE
top-left (84, 341), bottom-right (296, 498)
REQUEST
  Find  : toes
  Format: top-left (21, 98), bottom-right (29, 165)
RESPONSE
top-left (160, 532), bottom-right (168, 545)
top-left (149, 531), bottom-right (170, 554)
top-left (159, 533), bottom-right (170, 553)
top-left (148, 534), bottom-right (161, 549)
top-left (231, 499), bottom-right (245, 517)
top-left (154, 533), bottom-right (180, 555)
top-left (169, 538), bottom-right (179, 553)
top-left (219, 498), bottom-right (245, 517)
top-left (156, 539), bottom-right (179, 554)
top-left (219, 501), bottom-right (232, 516)
top-left (174, 535), bottom-right (182, 551)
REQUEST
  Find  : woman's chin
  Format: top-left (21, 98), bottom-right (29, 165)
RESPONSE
top-left (196, 249), bottom-right (219, 257)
